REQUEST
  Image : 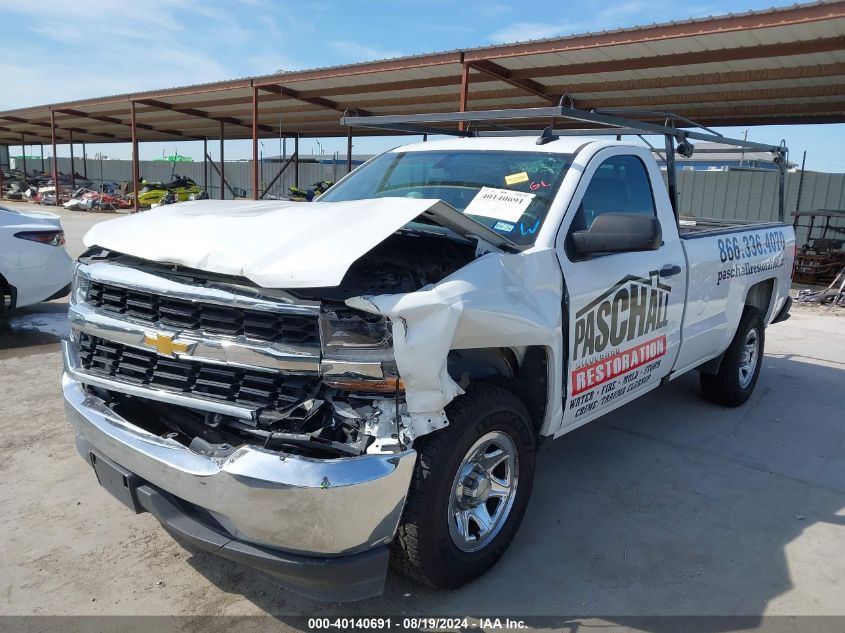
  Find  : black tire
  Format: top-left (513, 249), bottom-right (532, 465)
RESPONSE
top-left (700, 308), bottom-right (765, 407)
top-left (392, 383), bottom-right (536, 589)
top-left (0, 283), bottom-right (9, 326)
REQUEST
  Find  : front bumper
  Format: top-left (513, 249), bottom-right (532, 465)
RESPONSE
top-left (62, 343), bottom-right (417, 599)
top-left (75, 439), bottom-right (392, 602)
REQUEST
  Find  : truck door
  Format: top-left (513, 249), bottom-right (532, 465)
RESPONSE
top-left (556, 149), bottom-right (687, 432)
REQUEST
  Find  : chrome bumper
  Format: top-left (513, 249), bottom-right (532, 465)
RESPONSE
top-left (62, 343), bottom-right (416, 557)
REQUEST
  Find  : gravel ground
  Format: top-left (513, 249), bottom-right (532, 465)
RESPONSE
top-left (1, 202), bottom-right (843, 629)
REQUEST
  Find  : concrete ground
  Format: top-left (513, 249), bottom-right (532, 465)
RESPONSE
top-left (0, 202), bottom-right (843, 627)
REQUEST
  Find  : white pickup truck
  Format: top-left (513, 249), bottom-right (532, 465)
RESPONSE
top-left (62, 108), bottom-right (794, 601)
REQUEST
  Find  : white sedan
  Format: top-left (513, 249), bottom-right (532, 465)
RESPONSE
top-left (1, 205), bottom-right (74, 316)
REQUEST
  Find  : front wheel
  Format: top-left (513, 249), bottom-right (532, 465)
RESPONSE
top-left (700, 308), bottom-right (765, 407)
top-left (392, 384), bottom-right (536, 589)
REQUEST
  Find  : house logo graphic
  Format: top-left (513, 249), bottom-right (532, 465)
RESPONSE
top-left (573, 271), bottom-right (671, 362)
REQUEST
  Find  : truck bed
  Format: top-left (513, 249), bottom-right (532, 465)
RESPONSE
top-left (678, 216), bottom-right (787, 239)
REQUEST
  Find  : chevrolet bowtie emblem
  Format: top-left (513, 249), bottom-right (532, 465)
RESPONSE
top-left (143, 333), bottom-right (189, 357)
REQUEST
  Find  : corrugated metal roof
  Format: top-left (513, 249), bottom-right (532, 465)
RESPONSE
top-left (2, 1), bottom-right (845, 145)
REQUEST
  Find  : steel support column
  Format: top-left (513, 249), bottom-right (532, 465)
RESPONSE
top-left (82, 141), bottom-right (87, 179)
top-left (346, 127), bottom-right (352, 174)
top-left (130, 101), bottom-right (140, 213)
top-left (40, 143), bottom-right (45, 172)
top-left (294, 134), bottom-right (299, 187)
top-left (50, 111), bottom-right (59, 207)
top-left (203, 137), bottom-right (208, 193)
top-left (219, 121), bottom-right (225, 200)
top-left (69, 129), bottom-right (75, 189)
top-left (252, 87), bottom-right (259, 200)
top-left (20, 134), bottom-right (27, 184)
top-left (458, 58), bottom-right (470, 132)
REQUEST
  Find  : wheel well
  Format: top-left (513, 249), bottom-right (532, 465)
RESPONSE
top-left (447, 346), bottom-right (549, 434)
top-left (745, 278), bottom-right (775, 318)
top-left (699, 281), bottom-right (774, 375)
top-left (0, 272), bottom-right (13, 313)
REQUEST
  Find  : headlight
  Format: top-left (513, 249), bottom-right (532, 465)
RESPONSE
top-left (320, 307), bottom-right (392, 357)
top-left (70, 266), bottom-right (90, 305)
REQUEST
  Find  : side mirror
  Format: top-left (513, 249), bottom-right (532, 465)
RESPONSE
top-left (572, 212), bottom-right (662, 255)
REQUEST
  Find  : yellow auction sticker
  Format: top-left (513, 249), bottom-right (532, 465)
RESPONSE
top-left (504, 171), bottom-right (529, 185)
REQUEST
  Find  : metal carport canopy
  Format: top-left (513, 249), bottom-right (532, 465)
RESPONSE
top-left (2, 0), bottom-right (845, 145)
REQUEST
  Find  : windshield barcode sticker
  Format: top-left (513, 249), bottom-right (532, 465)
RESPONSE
top-left (464, 187), bottom-right (535, 223)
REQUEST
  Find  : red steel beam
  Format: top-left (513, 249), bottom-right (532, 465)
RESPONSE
top-left (69, 129), bottom-right (75, 189)
top-left (507, 36), bottom-right (845, 80)
top-left (137, 98), bottom-right (273, 134)
top-left (468, 59), bottom-right (553, 101)
top-left (543, 62), bottom-right (845, 97)
top-left (2, 114), bottom-right (117, 141)
top-left (130, 101), bottom-right (139, 213)
top-left (20, 134), bottom-right (27, 187)
top-left (55, 108), bottom-right (185, 138)
top-left (50, 111), bottom-right (59, 207)
top-left (346, 127), bottom-right (352, 174)
top-left (675, 101), bottom-right (845, 119)
top-left (219, 121), bottom-right (225, 200)
top-left (253, 52), bottom-right (462, 89)
top-left (252, 87), bottom-right (259, 200)
top-left (260, 84), bottom-right (373, 117)
top-left (458, 58), bottom-right (470, 132)
top-left (0, 2), bottom-right (840, 129)
top-left (247, 71), bottom-right (845, 114)
top-left (62, 76), bottom-right (482, 111)
top-left (575, 84), bottom-right (845, 110)
top-left (219, 62), bottom-right (845, 101)
top-left (295, 74), bottom-right (471, 99)
top-left (464, 1), bottom-right (845, 61)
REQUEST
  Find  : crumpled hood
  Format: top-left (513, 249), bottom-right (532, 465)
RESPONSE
top-left (83, 198), bottom-right (449, 288)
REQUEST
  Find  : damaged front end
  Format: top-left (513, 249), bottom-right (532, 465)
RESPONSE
top-left (68, 225), bottom-right (476, 459)
top-left (62, 222), bottom-right (480, 599)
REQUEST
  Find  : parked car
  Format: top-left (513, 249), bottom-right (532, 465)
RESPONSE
top-left (0, 205), bottom-right (73, 318)
top-left (62, 108), bottom-right (794, 601)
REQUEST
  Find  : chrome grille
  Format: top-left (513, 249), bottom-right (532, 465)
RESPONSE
top-left (87, 281), bottom-right (320, 345)
top-left (79, 333), bottom-right (316, 410)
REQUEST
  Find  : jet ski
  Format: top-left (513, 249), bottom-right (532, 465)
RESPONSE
top-left (134, 175), bottom-right (202, 206)
top-left (288, 179), bottom-right (334, 202)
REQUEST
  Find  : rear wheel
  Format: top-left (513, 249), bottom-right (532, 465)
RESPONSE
top-left (700, 308), bottom-right (765, 407)
top-left (392, 384), bottom-right (535, 589)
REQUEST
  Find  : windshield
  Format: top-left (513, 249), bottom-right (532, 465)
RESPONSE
top-left (319, 149), bottom-right (573, 245)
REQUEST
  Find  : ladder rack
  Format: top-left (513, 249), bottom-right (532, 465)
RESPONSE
top-left (340, 100), bottom-right (789, 222)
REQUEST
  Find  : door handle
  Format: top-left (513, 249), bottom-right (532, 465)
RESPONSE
top-left (659, 264), bottom-right (682, 277)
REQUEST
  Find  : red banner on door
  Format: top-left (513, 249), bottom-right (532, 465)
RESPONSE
top-left (571, 334), bottom-right (667, 395)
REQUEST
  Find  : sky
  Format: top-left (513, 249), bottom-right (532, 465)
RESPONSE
top-left (2, 0), bottom-right (843, 171)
